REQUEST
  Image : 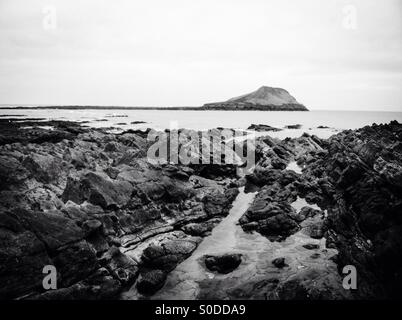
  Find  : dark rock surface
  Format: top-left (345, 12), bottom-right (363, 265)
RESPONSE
top-left (239, 133), bottom-right (324, 241)
top-left (136, 270), bottom-right (167, 295)
top-left (1, 117), bottom-right (402, 300)
top-left (204, 253), bottom-right (242, 274)
top-left (272, 257), bottom-right (288, 268)
top-left (285, 124), bottom-right (302, 129)
top-left (239, 120), bottom-right (402, 299)
top-left (299, 120), bottom-right (402, 299)
top-left (0, 120), bottom-right (240, 299)
top-left (247, 124), bottom-right (282, 132)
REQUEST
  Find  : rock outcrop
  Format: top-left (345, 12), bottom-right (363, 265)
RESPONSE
top-left (0, 120), bottom-right (240, 299)
top-left (247, 124), bottom-right (282, 132)
top-left (299, 120), bottom-right (402, 299)
top-left (204, 253), bottom-right (242, 274)
top-left (239, 120), bottom-right (402, 299)
top-left (1, 117), bottom-right (401, 300)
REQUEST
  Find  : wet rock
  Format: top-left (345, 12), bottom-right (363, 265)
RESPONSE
top-left (4, 118), bottom-right (400, 300)
top-left (181, 218), bottom-right (221, 236)
top-left (204, 253), bottom-right (242, 274)
top-left (298, 206), bottom-right (322, 220)
top-left (30, 268), bottom-right (121, 300)
top-left (52, 240), bottom-right (99, 287)
top-left (285, 124), bottom-right (302, 129)
top-left (303, 243), bottom-right (320, 250)
top-left (99, 247), bottom-right (138, 284)
top-left (0, 120), bottom-right (241, 300)
top-left (300, 121), bottom-right (402, 298)
top-left (104, 141), bottom-right (120, 152)
top-left (82, 219), bottom-right (102, 235)
top-left (104, 166), bottom-right (120, 179)
top-left (310, 253), bottom-right (321, 259)
top-left (373, 157), bottom-right (402, 188)
top-left (256, 214), bottom-right (299, 241)
top-left (141, 231), bottom-right (201, 272)
top-left (275, 268), bottom-right (351, 300)
top-left (136, 270), bottom-right (167, 295)
top-left (239, 198), bottom-right (299, 241)
top-left (272, 257), bottom-right (288, 268)
top-left (202, 191), bottom-right (235, 218)
top-left (247, 124), bottom-right (282, 132)
top-left (305, 221), bottom-right (325, 239)
top-left (0, 119), bottom-right (82, 145)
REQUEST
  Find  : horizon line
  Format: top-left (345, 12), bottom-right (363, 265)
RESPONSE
top-left (0, 104), bottom-right (401, 112)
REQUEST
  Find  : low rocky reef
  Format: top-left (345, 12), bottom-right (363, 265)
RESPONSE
top-left (201, 102), bottom-right (307, 111)
top-left (0, 118), bottom-right (401, 299)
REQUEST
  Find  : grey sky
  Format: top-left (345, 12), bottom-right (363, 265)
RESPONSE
top-left (0, 0), bottom-right (401, 111)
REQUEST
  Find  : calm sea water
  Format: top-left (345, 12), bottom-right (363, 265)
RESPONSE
top-left (1, 109), bottom-right (401, 139)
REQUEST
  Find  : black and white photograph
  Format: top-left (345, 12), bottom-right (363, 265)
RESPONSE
top-left (0, 0), bottom-right (402, 313)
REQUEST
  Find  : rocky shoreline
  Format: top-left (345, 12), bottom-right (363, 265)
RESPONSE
top-left (0, 118), bottom-right (401, 299)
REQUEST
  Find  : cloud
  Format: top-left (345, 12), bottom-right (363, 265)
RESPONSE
top-left (0, 0), bottom-right (401, 110)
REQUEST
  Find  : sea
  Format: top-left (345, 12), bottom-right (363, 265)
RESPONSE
top-left (1, 109), bottom-right (402, 139)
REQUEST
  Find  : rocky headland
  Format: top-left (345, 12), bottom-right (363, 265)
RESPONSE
top-left (203, 86), bottom-right (308, 111)
top-left (0, 118), bottom-right (401, 300)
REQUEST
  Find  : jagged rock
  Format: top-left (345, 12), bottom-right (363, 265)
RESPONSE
top-left (2, 117), bottom-right (401, 300)
top-left (274, 268), bottom-right (351, 300)
top-left (239, 199), bottom-right (299, 241)
top-left (136, 270), bottom-right (167, 295)
top-left (30, 268), bottom-right (121, 300)
top-left (373, 157), bottom-right (402, 188)
top-left (65, 149), bottom-right (87, 169)
top-left (62, 172), bottom-right (134, 209)
top-left (52, 240), bottom-right (99, 287)
top-left (0, 155), bottom-right (29, 189)
top-left (99, 247), bottom-right (138, 284)
top-left (22, 153), bottom-right (63, 183)
top-left (0, 211), bottom-right (52, 299)
top-left (11, 208), bottom-right (85, 251)
top-left (300, 121), bottom-right (402, 298)
top-left (82, 219), bottom-right (102, 235)
top-left (299, 206), bottom-right (321, 218)
top-left (141, 232), bottom-right (201, 272)
top-left (0, 120), bottom-right (240, 300)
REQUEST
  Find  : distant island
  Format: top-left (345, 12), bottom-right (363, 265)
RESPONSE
top-left (202, 86), bottom-right (308, 111)
top-left (0, 86), bottom-right (308, 111)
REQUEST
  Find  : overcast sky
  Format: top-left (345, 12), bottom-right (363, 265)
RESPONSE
top-left (0, 0), bottom-right (401, 111)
